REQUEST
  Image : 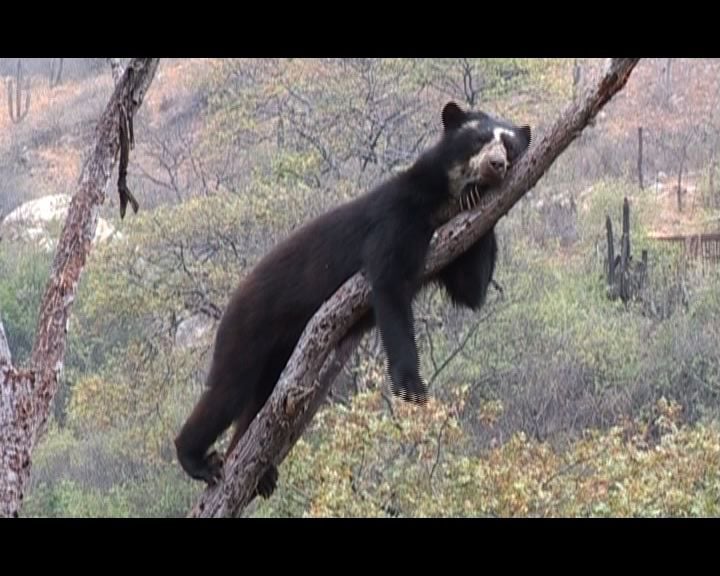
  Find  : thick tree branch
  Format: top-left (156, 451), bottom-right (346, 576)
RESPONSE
top-left (189, 59), bottom-right (640, 518)
top-left (0, 58), bottom-right (160, 518)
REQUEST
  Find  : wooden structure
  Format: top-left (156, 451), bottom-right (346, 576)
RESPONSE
top-left (652, 232), bottom-right (720, 273)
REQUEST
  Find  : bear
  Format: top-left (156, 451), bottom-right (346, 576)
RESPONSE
top-left (174, 101), bottom-right (532, 496)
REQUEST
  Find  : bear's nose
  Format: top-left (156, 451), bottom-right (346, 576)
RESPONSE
top-left (490, 158), bottom-right (506, 175)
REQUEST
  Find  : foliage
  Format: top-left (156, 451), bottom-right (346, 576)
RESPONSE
top-left (24, 425), bottom-right (199, 517)
top-left (256, 393), bottom-right (720, 517)
top-left (0, 241), bottom-right (51, 365)
top-left (8, 59), bottom-right (720, 518)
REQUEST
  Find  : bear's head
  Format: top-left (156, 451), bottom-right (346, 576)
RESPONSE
top-left (441, 101), bottom-right (532, 209)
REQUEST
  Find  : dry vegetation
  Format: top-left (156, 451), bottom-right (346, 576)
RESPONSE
top-left (2, 58), bottom-right (720, 517)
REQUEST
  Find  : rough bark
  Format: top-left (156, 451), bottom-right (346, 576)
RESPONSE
top-left (189, 58), bottom-right (640, 518)
top-left (0, 58), bottom-right (160, 518)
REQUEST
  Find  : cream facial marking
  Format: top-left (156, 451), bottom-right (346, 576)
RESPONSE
top-left (493, 126), bottom-right (515, 142)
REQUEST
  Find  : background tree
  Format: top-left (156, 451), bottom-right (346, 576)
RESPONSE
top-left (4, 58), bottom-right (720, 517)
top-left (0, 58), bottom-right (160, 517)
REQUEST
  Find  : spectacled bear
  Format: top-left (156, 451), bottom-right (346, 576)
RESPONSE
top-left (175, 101), bottom-right (532, 496)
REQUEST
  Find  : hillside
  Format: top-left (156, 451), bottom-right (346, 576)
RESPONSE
top-left (2, 58), bottom-right (720, 518)
top-left (3, 58), bottom-right (719, 238)
top-left (0, 58), bottom-right (216, 217)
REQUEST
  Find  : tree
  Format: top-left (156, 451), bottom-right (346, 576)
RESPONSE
top-left (0, 58), bottom-right (160, 518)
top-left (189, 59), bottom-right (641, 518)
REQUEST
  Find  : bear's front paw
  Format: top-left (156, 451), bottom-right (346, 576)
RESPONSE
top-left (256, 465), bottom-right (279, 499)
top-left (390, 369), bottom-right (428, 405)
top-left (203, 450), bottom-right (224, 486)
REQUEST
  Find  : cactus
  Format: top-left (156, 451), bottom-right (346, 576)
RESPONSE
top-left (7, 59), bottom-right (30, 124)
top-left (49, 58), bottom-right (63, 88)
top-left (606, 215), bottom-right (615, 287)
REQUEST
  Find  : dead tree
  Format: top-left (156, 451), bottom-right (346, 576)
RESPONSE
top-left (675, 138), bottom-right (688, 213)
top-left (637, 126), bottom-right (644, 189)
top-left (189, 58), bottom-right (641, 518)
top-left (0, 58), bottom-right (160, 518)
top-left (49, 58), bottom-right (63, 89)
top-left (427, 58), bottom-right (485, 109)
top-left (6, 59), bottom-right (30, 124)
top-left (572, 59), bottom-right (582, 103)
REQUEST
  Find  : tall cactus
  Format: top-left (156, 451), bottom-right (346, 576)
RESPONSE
top-left (49, 58), bottom-right (63, 88)
top-left (7, 59), bottom-right (30, 124)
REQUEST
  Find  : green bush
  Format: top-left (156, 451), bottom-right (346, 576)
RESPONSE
top-left (0, 243), bottom-right (51, 365)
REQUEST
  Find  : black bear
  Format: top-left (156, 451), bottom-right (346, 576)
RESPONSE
top-left (175, 101), bottom-right (531, 495)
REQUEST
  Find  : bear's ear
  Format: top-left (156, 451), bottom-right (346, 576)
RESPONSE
top-left (516, 125), bottom-right (532, 152)
top-left (442, 102), bottom-right (466, 131)
top-left (500, 124), bottom-right (533, 163)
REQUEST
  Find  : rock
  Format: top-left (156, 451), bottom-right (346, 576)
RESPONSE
top-left (0, 194), bottom-right (120, 250)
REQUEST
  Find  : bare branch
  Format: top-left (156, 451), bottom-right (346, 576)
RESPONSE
top-left (427, 304), bottom-right (507, 388)
top-left (189, 58), bottom-right (640, 518)
top-left (0, 58), bottom-right (160, 518)
top-left (429, 410), bottom-right (453, 490)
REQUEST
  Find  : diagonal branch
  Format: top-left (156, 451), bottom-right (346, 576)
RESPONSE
top-left (0, 58), bottom-right (160, 518)
top-left (190, 58), bottom-right (640, 518)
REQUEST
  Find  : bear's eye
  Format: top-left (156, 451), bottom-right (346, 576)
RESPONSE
top-left (475, 131), bottom-right (491, 147)
top-left (475, 137), bottom-right (490, 152)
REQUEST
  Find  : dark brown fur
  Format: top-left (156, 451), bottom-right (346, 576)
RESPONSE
top-left (174, 102), bottom-right (531, 493)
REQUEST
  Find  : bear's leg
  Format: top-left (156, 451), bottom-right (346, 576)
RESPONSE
top-left (438, 228), bottom-right (497, 310)
top-left (256, 466), bottom-right (279, 498)
top-left (370, 278), bottom-right (426, 402)
top-left (175, 385), bottom-right (238, 486)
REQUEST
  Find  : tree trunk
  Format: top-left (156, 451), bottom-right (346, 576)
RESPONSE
top-left (572, 59), bottom-right (582, 103)
top-left (709, 158), bottom-right (716, 209)
top-left (677, 164), bottom-right (684, 212)
top-left (637, 126), bottom-right (644, 189)
top-left (0, 58), bottom-right (160, 518)
top-left (189, 58), bottom-right (641, 518)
